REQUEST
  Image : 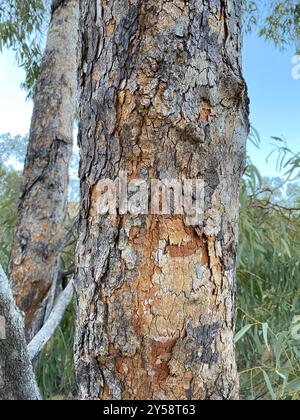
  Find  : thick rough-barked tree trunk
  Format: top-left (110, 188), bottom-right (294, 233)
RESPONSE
top-left (76, 0), bottom-right (249, 400)
top-left (9, 0), bottom-right (79, 339)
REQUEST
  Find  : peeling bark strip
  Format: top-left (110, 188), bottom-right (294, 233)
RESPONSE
top-left (9, 0), bottom-right (79, 340)
top-left (0, 266), bottom-right (40, 400)
top-left (76, 0), bottom-right (249, 400)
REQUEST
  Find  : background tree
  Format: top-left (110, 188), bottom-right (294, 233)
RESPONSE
top-left (0, 135), bottom-right (78, 398)
top-left (9, 0), bottom-right (79, 340)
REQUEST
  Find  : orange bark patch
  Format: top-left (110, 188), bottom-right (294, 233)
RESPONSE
top-left (213, 132), bottom-right (220, 142)
top-left (117, 89), bottom-right (135, 123)
top-left (199, 101), bottom-right (213, 122)
top-left (150, 338), bottom-right (177, 381)
top-left (129, 226), bottom-right (141, 243)
top-left (102, 216), bottom-right (220, 399)
top-left (113, 337), bottom-right (178, 399)
top-left (105, 19), bottom-right (116, 37)
top-left (166, 242), bottom-right (198, 257)
top-left (126, 216), bottom-right (210, 338)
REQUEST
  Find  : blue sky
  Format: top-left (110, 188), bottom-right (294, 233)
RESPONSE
top-left (0, 32), bottom-right (298, 177)
top-left (244, 33), bottom-right (299, 177)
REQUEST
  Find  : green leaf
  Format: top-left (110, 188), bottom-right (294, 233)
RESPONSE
top-left (274, 332), bottom-right (287, 367)
top-left (280, 239), bottom-right (292, 258)
top-left (262, 370), bottom-right (277, 401)
top-left (235, 324), bottom-right (254, 343)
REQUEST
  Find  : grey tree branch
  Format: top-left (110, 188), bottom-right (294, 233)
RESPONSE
top-left (43, 218), bottom-right (78, 322)
top-left (0, 265), bottom-right (40, 400)
top-left (28, 280), bottom-right (74, 362)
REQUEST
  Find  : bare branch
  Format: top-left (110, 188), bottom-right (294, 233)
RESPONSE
top-left (28, 280), bottom-right (74, 362)
top-left (43, 218), bottom-right (78, 322)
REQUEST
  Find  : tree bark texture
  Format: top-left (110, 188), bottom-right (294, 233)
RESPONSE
top-left (9, 0), bottom-right (79, 339)
top-left (0, 266), bottom-right (40, 400)
top-left (75, 0), bottom-right (249, 400)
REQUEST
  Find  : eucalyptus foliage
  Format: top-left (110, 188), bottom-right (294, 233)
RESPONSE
top-left (0, 133), bottom-right (28, 167)
top-left (0, 0), bottom-right (49, 95)
top-left (244, 0), bottom-right (300, 49)
top-left (0, 165), bottom-right (21, 270)
top-left (236, 140), bottom-right (300, 400)
top-left (0, 134), bottom-right (27, 269)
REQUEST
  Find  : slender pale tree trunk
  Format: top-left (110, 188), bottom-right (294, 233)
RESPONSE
top-left (9, 0), bottom-right (79, 339)
top-left (75, 0), bottom-right (249, 400)
top-left (0, 266), bottom-right (40, 400)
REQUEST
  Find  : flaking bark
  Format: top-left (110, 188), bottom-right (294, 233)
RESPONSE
top-left (9, 0), bottom-right (79, 339)
top-left (75, 0), bottom-right (249, 400)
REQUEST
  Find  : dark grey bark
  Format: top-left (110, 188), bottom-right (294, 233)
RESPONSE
top-left (75, 0), bottom-right (249, 400)
top-left (9, 0), bottom-right (79, 340)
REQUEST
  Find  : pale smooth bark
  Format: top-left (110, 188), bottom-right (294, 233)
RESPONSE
top-left (28, 279), bottom-right (74, 362)
top-left (75, 0), bottom-right (249, 400)
top-left (9, 0), bottom-right (79, 340)
top-left (0, 265), bottom-right (40, 400)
